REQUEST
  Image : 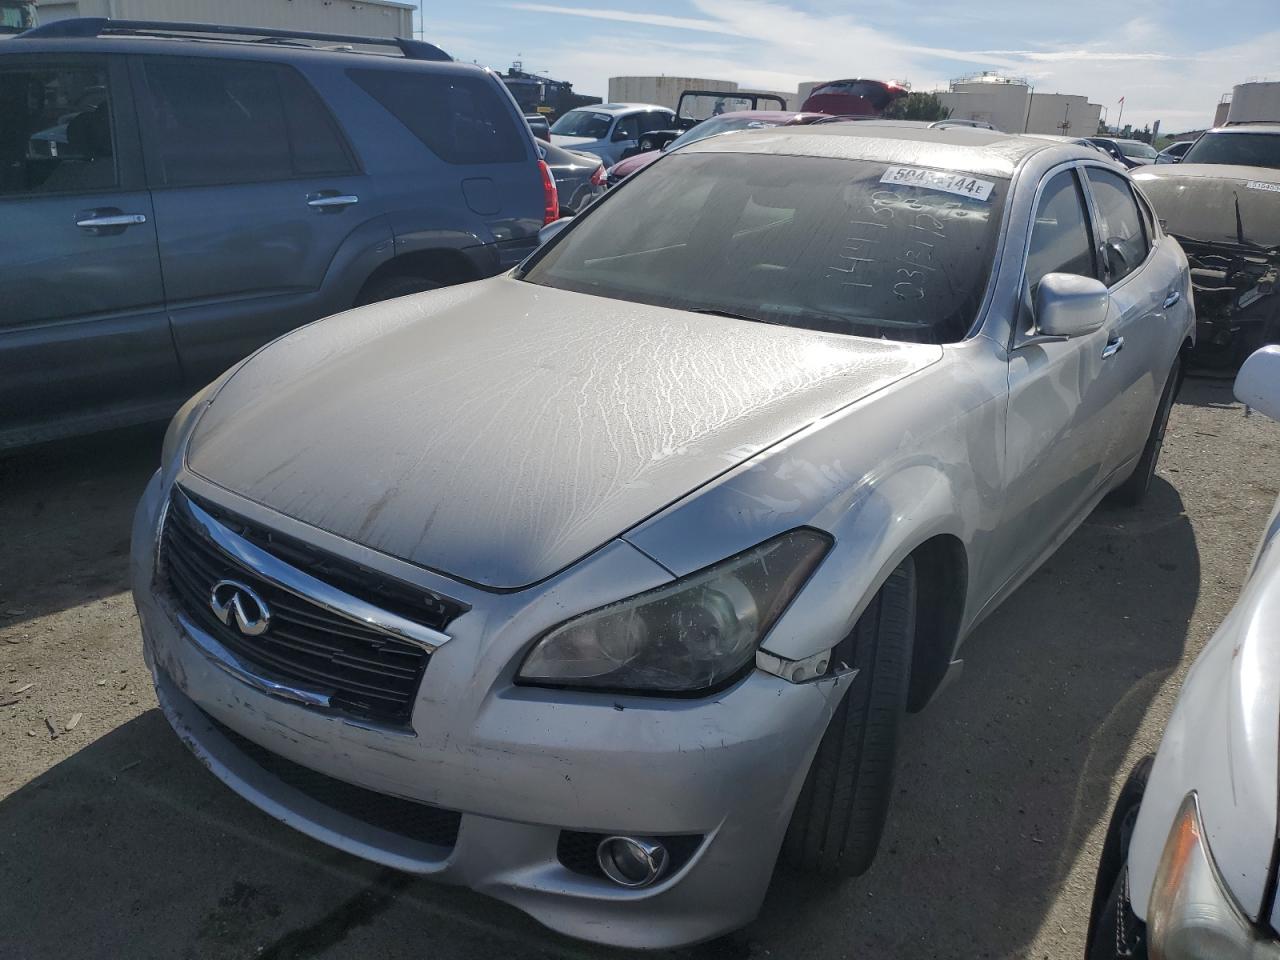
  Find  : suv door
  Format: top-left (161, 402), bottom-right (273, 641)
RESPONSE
top-left (1081, 164), bottom-right (1177, 475)
top-left (998, 166), bottom-right (1116, 584)
top-left (133, 55), bottom-right (369, 386)
top-left (0, 54), bottom-right (180, 447)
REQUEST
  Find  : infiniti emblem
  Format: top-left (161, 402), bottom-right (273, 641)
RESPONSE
top-left (210, 580), bottom-right (271, 637)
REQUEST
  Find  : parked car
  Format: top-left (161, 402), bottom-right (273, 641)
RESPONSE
top-left (670, 88), bottom-right (788, 130)
top-left (800, 77), bottom-right (907, 116)
top-left (537, 139), bottom-right (605, 215)
top-left (1086, 345), bottom-right (1280, 960)
top-left (1155, 140), bottom-right (1194, 163)
top-left (1088, 136), bottom-right (1159, 168)
top-left (605, 110), bottom-right (825, 186)
top-left (1133, 124), bottom-right (1280, 363)
top-left (133, 126), bottom-right (1192, 949)
top-left (525, 113), bottom-right (550, 141)
top-left (548, 102), bottom-right (676, 166)
top-left (0, 18), bottom-right (551, 450)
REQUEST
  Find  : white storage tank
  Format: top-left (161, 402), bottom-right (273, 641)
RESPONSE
top-left (607, 76), bottom-right (738, 111)
top-left (1227, 81), bottom-right (1280, 124)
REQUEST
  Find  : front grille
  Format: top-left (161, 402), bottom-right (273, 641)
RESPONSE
top-left (161, 489), bottom-right (463, 726)
top-left (206, 710), bottom-right (461, 848)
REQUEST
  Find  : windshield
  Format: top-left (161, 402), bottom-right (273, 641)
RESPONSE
top-left (522, 152), bottom-right (1008, 344)
top-left (0, 4), bottom-right (35, 32)
top-left (809, 80), bottom-right (897, 110)
top-left (1182, 132), bottom-right (1280, 170)
top-left (550, 109), bottom-right (611, 139)
top-left (1118, 141), bottom-right (1158, 159)
top-left (667, 114), bottom-right (786, 151)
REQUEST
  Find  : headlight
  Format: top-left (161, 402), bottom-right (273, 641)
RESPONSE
top-left (517, 529), bottom-right (830, 694)
top-left (1147, 793), bottom-right (1280, 959)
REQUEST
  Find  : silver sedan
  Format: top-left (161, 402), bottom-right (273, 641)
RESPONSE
top-left (131, 125), bottom-right (1194, 948)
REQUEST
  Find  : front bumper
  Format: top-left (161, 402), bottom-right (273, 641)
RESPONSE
top-left (131, 470), bottom-right (852, 948)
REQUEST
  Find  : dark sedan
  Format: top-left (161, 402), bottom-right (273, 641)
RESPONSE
top-left (538, 139), bottom-right (605, 216)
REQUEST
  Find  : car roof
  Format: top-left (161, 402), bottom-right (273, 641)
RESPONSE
top-left (578, 103), bottom-right (671, 115)
top-left (1207, 124), bottom-right (1280, 135)
top-left (5, 33), bottom-right (484, 76)
top-left (681, 122), bottom-right (1091, 178)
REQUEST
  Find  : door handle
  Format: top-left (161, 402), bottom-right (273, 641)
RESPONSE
top-left (1162, 290), bottom-right (1182, 309)
top-left (75, 213), bottom-right (147, 228)
top-left (1102, 336), bottom-right (1125, 359)
top-left (307, 194), bottom-right (359, 210)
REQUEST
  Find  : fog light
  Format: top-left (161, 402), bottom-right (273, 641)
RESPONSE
top-left (596, 835), bottom-right (668, 887)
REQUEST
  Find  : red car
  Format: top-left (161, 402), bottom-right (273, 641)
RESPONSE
top-left (800, 78), bottom-right (906, 117)
top-left (606, 110), bottom-right (827, 186)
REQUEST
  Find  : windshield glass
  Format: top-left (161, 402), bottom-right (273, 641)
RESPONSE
top-left (522, 152), bottom-right (1008, 344)
top-left (0, 4), bottom-right (35, 31)
top-left (1118, 140), bottom-right (1158, 159)
top-left (667, 114), bottom-right (786, 151)
top-left (550, 110), bottom-right (611, 139)
top-left (1182, 132), bottom-right (1280, 170)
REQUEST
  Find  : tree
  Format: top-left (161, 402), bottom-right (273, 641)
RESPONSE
top-left (883, 92), bottom-right (951, 122)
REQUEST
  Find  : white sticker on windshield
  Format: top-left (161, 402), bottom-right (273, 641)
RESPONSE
top-left (1247, 180), bottom-right (1280, 194)
top-left (880, 166), bottom-right (995, 201)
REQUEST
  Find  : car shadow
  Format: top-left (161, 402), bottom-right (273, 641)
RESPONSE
top-left (0, 475), bottom-right (1198, 960)
top-left (1179, 372), bottom-right (1242, 410)
top-left (0, 424), bottom-right (162, 627)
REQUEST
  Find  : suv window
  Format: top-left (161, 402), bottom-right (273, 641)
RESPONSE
top-left (0, 63), bottom-right (115, 196)
top-left (140, 58), bottom-right (352, 186)
top-left (349, 69), bottom-right (524, 164)
top-left (1181, 132), bottom-right (1280, 170)
top-left (1085, 167), bottom-right (1148, 284)
top-left (1026, 169), bottom-right (1096, 296)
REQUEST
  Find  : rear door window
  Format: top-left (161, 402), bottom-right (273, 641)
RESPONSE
top-left (1085, 167), bottom-right (1148, 285)
top-left (140, 58), bottom-right (353, 186)
top-left (349, 68), bottom-right (525, 164)
top-left (1026, 169), bottom-right (1097, 295)
top-left (0, 61), bottom-right (116, 196)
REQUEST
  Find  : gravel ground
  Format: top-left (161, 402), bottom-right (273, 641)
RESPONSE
top-left (2, 378), bottom-right (1278, 960)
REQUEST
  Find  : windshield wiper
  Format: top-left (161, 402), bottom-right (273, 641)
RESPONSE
top-left (688, 308), bottom-right (788, 327)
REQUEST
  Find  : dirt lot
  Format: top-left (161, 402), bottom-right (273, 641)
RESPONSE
top-left (2, 378), bottom-right (1279, 960)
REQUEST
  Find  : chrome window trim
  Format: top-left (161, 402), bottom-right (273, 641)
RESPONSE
top-left (179, 493), bottom-right (452, 653)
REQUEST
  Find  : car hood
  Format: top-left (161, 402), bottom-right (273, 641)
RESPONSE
top-left (611, 150), bottom-right (660, 178)
top-left (550, 134), bottom-right (597, 149)
top-left (1134, 165), bottom-right (1280, 248)
top-left (187, 278), bottom-right (941, 589)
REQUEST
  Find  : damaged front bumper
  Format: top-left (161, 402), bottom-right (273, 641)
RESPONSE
top-left (130, 469), bottom-right (852, 949)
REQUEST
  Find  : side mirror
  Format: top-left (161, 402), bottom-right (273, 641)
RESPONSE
top-left (538, 216), bottom-right (573, 246)
top-left (1236, 345), bottom-right (1280, 421)
top-left (611, 127), bottom-right (632, 142)
top-left (1035, 273), bottom-right (1110, 338)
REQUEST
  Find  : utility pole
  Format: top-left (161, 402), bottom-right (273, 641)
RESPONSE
top-left (1116, 96), bottom-right (1125, 134)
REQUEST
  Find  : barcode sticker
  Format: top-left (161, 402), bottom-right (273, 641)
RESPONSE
top-left (1247, 181), bottom-right (1280, 194)
top-left (880, 166), bottom-right (995, 201)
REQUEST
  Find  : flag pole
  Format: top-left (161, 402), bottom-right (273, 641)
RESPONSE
top-left (1116, 97), bottom-right (1125, 133)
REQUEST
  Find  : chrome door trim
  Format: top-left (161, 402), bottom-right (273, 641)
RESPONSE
top-left (1102, 336), bottom-right (1125, 359)
top-left (181, 494), bottom-right (451, 652)
top-left (307, 195), bottom-right (360, 209)
top-left (75, 213), bottom-right (148, 227)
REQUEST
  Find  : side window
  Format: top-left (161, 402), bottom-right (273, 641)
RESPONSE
top-left (613, 114), bottom-right (641, 141)
top-left (1085, 167), bottom-right (1149, 285)
top-left (1026, 169), bottom-right (1097, 297)
top-left (0, 63), bottom-right (116, 196)
top-left (348, 68), bottom-right (525, 164)
top-left (140, 58), bottom-right (352, 186)
top-left (639, 111), bottom-right (673, 134)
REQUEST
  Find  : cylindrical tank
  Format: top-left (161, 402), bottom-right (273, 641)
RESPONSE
top-left (1227, 82), bottom-right (1280, 124)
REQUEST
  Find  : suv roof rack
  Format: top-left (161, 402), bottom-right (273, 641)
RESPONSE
top-left (18, 17), bottom-right (451, 62)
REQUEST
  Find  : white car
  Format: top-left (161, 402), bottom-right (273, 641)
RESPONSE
top-left (1087, 345), bottom-right (1280, 959)
top-left (548, 102), bottom-right (675, 165)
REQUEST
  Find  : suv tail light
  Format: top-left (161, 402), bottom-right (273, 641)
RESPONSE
top-left (590, 164), bottom-right (607, 187)
top-left (538, 159), bottom-right (559, 225)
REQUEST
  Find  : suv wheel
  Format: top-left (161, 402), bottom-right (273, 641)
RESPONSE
top-left (356, 274), bottom-right (441, 306)
top-left (780, 556), bottom-right (916, 878)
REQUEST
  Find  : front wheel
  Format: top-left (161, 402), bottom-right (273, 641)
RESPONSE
top-left (1109, 355), bottom-right (1181, 507)
top-left (780, 557), bottom-right (917, 878)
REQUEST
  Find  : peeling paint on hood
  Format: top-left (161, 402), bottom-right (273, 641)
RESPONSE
top-left (188, 277), bottom-right (941, 589)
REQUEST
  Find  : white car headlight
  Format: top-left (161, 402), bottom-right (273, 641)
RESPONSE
top-left (517, 529), bottom-right (831, 694)
top-left (1147, 793), bottom-right (1280, 959)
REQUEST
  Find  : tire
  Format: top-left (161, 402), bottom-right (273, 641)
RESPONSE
top-left (1085, 755), bottom-right (1153, 959)
top-left (355, 274), bottom-right (441, 307)
top-left (780, 556), bottom-right (917, 878)
top-left (1109, 355), bottom-right (1181, 507)
top-left (638, 135), bottom-right (659, 153)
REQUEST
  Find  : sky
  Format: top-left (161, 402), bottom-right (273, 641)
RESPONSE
top-left (414, 0), bottom-right (1279, 133)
